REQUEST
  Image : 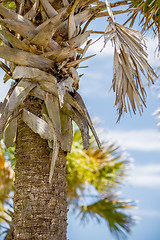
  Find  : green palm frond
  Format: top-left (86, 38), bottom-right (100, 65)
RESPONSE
top-left (67, 127), bottom-right (136, 238)
top-left (1, 1), bottom-right (16, 9)
top-left (125, 0), bottom-right (160, 47)
top-left (0, 209), bottom-right (13, 240)
top-left (79, 195), bottom-right (136, 239)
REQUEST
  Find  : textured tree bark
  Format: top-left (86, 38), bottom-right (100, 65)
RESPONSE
top-left (13, 96), bottom-right (68, 240)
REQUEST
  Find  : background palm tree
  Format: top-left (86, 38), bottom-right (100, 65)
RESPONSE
top-left (0, 0), bottom-right (156, 239)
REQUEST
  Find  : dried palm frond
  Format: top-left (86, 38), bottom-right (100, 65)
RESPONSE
top-left (0, 64), bottom-right (102, 183)
top-left (0, 80), bottom-right (36, 140)
top-left (102, 0), bottom-right (157, 120)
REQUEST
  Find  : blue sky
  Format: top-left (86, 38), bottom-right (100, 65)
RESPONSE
top-left (0, 3), bottom-right (160, 240)
top-left (67, 10), bottom-right (160, 240)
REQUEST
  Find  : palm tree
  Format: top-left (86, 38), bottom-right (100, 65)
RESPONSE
top-left (0, 129), bottom-right (135, 239)
top-left (0, 0), bottom-right (156, 239)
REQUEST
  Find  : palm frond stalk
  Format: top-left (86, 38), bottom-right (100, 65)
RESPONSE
top-left (0, 0), bottom-right (155, 239)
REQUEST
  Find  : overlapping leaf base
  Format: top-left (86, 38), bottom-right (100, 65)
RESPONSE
top-left (0, 1), bottom-right (103, 184)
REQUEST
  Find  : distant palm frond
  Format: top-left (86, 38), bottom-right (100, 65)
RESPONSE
top-left (79, 194), bottom-right (136, 239)
top-left (125, 0), bottom-right (160, 47)
top-left (67, 128), bottom-right (136, 239)
top-left (67, 128), bottom-right (132, 200)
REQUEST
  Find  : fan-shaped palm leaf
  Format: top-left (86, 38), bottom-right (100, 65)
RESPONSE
top-left (80, 195), bottom-right (136, 240)
top-left (67, 128), bottom-right (132, 199)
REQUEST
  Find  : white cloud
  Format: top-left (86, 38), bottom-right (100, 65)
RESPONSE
top-left (87, 36), bottom-right (159, 67)
top-left (79, 69), bottom-right (113, 98)
top-left (136, 210), bottom-right (160, 218)
top-left (105, 129), bottom-right (160, 152)
top-left (129, 164), bottom-right (160, 188)
top-left (146, 37), bottom-right (160, 67)
top-left (136, 164), bottom-right (160, 173)
top-left (87, 37), bottom-right (114, 57)
top-left (131, 173), bottom-right (160, 188)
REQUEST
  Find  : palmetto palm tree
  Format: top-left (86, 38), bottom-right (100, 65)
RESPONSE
top-left (0, 0), bottom-right (156, 239)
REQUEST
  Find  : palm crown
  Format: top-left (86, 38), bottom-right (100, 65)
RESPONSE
top-left (0, 0), bottom-right (157, 181)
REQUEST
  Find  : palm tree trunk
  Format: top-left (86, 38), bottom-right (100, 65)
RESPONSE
top-left (13, 96), bottom-right (68, 240)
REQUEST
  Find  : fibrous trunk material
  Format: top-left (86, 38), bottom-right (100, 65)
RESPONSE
top-left (13, 97), bottom-right (68, 240)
